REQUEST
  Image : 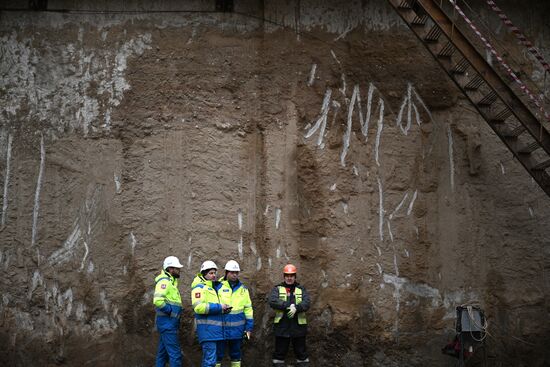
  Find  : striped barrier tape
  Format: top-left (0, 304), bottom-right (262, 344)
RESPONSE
top-left (485, 0), bottom-right (550, 73)
top-left (449, 0), bottom-right (549, 122)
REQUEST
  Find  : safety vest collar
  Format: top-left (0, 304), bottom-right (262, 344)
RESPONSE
top-left (156, 270), bottom-right (178, 286)
top-left (220, 277), bottom-right (242, 291)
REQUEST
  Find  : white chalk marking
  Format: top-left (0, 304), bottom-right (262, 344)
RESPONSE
top-left (307, 64), bottom-right (317, 87)
top-left (393, 251), bottom-right (399, 276)
top-left (447, 125), bottom-right (455, 192)
top-left (129, 232), bottom-right (137, 255)
top-left (330, 183), bottom-right (337, 191)
top-left (352, 165), bottom-right (359, 176)
top-left (264, 204), bottom-right (270, 216)
top-left (407, 190), bottom-right (418, 216)
top-left (2, 134), bottom-right (13, 226)
top-left (341, 85), bottom-right (362, 166)
top-left (404, 249), bottom-right (410, 258)
top-left (389, 192), bottom-right (409, 220)
top-left (396, 83), bottom-right (433, 136)
top-left (187, 252), bottom-right (193, 269)
top-left (321, 269), bottom-right (329, 288)
top-left (256, 257), bottom-right (262, 271)
top-left (528, 207), bottom-right (534, 217)
top-left (411, 85), bottom-right (434, 122)
top-left (237, 209), bottom-right (243, 230)
top-left (334, 25), bottom-right (352, 41)
top-left (249, 240), bottom-right (257, 255)
top-left (414, 226), bottom-right (419, 239)
top-left (31, 135), bottom-right (46, 247)
top-left (396, 84), bottom-right (412, 135)
top-left (377, 177), bottom-right (384, 241)
top-left (376, 263), bottom-right (383, 275)
top-left (374, 97), bottom-right (385, 166)
top-left (238, 236), bottom-right (243, 260)
top-left (28, 270), bottom-right (43, 300)
top-left (276, 246), bottom-right (281, 258)
top-left (80, 241), bottom-right (89, 271)
top-left (499, 162), bottom-right (505, 175)
top-left (330, 50), bottom-right (341, 66)
top-left (268, 257), bottom-right (272, 268)
top-left (114, 173), bottom-right (122, 193)
top-left (87, 261), bottom-right (94, 273)
top-left (376, 246), bottom-right (382, 256)
top-left (339, 74), bottom-right (347, 98)
top-left (341, 201), bottom-right (349, 215)
top-left (387, 221), bottom-right (394, 242)
top-left (304, 89), bottom-right (332, 147)
top-left (49, 222), bottom-right (82, 266)
top-left (275, 208), bottom-right (281, 229)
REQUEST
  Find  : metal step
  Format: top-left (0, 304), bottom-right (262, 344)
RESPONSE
top-left (436, 41), bottom-right (455, 58)
top-left (424, 24), bottom-right (443, 43)
top-left (450, 58), bottom-right (469, 75)
top-left (503, 125), bottom-right (526, 138)
top-left (464, 74), bottom-right (484, 91)
top-left (490, 108), bottom-right (513, 124)
top-left (476, 91), bottom-right (498, 107)
top-left (532, 159), bottom-right (550, 171)
top-left (518, 141), bottom-right (541, 154)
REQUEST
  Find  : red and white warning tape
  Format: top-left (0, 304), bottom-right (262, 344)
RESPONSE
top-left (448, 0), bottom-right (550, 121)
top-left (485, 0), bottom-right (550, 73)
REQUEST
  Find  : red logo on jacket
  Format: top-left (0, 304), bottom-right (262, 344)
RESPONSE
top-left (195, 292), bottom-right (201, 298)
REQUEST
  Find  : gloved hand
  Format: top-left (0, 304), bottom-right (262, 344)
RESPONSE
top-left (287, 304), bottom-right (297, 318)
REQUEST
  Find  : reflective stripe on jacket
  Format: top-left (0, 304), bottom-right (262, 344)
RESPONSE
top-left (273, 286), bottom-right (307, 325)
top-left (191, 274), bottom-right (224, 343)
top-left (218, 278), bottom-right (254, 339)
top-left (153, 270), bottom-right (183, 332)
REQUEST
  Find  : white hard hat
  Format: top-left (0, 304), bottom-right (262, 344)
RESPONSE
top-left (163, 256), bottom-right (183, 270)
top-left (224, 260), bottom-right (241, 272)
top-left (200, 260), bottom-right (218, 272)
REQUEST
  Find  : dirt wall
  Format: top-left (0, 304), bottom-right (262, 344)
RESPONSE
top-left (0, 1), bottom-right (548, 366)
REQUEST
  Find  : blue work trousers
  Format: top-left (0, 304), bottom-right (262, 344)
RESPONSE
top-left (216, 339), bottom-right (243, 363)
top-left (201, 341), bottom-right (218, 367)
top-left (156, 330), bottom-right (182, 367)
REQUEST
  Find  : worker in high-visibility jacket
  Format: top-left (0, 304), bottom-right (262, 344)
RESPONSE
top-left (215, 260), bottom-right (254, 367)
top-left (153, 256), bottom-right (184, 367)
top-left (268, 264), bottom-right (311, 367)
top-left (191, 260), bottom-right (231, 367)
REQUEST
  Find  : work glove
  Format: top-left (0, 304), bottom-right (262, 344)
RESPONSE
top-left (287, 304), bottom-right (297, 318)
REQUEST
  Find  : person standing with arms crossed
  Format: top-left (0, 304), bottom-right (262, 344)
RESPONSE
top-left (215, 260), bottom-right (254, 367)
top-left (268, 264), bottom-right (311, 367)
top-left (191, 260), bottom-right (231, 367)
top-left (153, 256), bottom-right (184, 367)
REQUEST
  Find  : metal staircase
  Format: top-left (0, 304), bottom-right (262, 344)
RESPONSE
top-left (386, 0), bottom-right (550, 197)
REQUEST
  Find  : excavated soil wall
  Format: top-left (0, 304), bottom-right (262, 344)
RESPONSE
top-left (0, 1), bottom-right (549, 366)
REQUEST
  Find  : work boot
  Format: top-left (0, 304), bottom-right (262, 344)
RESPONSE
top-left (215, 364), bottom-right (221, 367)
top-left (230, 361), bottom-right (241, 367)
top-left (272, 359), bottom-right (285, 367)
top-left (296, 358), bottom-right (310, 367)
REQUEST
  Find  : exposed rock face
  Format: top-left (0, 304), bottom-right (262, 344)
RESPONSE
top-left (0, 1), bottom-right (548, 366)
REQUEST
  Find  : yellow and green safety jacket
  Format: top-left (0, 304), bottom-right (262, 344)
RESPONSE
top-left (153, 270), bottom-right (183, 332)
top-left (191, 274), bottom-right (224, 343)
top-left (218, 277), bottom-right (254, 340)
top-left (268, 283), bottom-right (310, 338)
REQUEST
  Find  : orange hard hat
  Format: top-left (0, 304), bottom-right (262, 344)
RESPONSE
top-left (283, 264), bottom-right (297, 274)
